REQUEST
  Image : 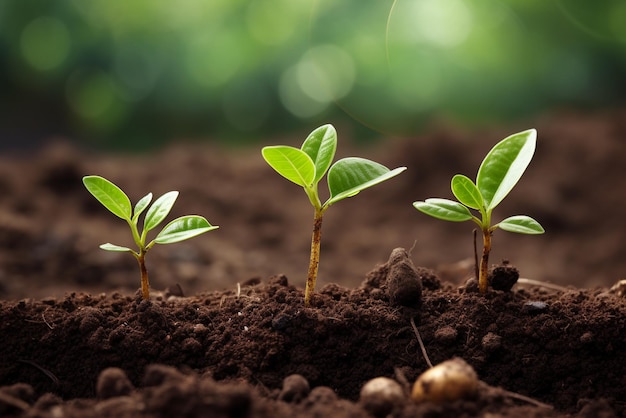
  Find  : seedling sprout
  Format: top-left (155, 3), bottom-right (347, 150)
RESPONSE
top-left (413, 129), bottom-right (544, 294)
top-left (83, 175), bottom-right (218, 300)
top-left (262, 124), bottom-right (406, 305)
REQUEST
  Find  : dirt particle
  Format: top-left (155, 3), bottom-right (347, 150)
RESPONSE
top-left (434, 326), bottom-right (458, 343)
top-left (481, 332), bottom-right (502, 353)
top-left (278, 374), bottom-right (310, 403)
top-left (305, 386), bottom-right (337, 405)
top-left (268, 274), bottom-right (289, 287)
top-left (385, 248), bottom-right (422, 308)
top-left (579, 331), bottom-right (594, 344)
top-left (96, 368), bottom-right (134, 399)
top-left (181, 337), bottom-right (202, 353)
top-left (489, 263), bottom-right (520, 291)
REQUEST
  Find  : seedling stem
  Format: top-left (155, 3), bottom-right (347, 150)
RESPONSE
top-left (262, 124), bottom-right (406, 305)
top-left (414, 129), bottom-right (544, 294)
top-left (83, 175), bottom-right (218, 300)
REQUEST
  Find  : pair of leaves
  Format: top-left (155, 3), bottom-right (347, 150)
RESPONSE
top-left (262, 124), bottom-right (406, 209)
top-left (83, 176), bottom-right (217, 252)
top-left (413, 129), bottom-right (544, 234)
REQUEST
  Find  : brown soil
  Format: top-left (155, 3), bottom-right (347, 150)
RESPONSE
top-left (1, 109), bottom-right (626, 417)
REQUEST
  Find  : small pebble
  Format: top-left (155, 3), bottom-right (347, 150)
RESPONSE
top-left (412, 358), bottom-right (478, 404)
top-left (434, 326), bottom-right (458, 343)
top-left (359, 377), bottom-right (405, 418)
top-left (96, 368), bottom-right (134, 399)
top-left (521, 301), bottom-right (548, 314)
top-left (279, 374), bottom-right (310, 403)
top-left (481, 332), bottom-right (502, 353)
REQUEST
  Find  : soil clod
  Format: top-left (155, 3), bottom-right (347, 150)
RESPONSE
top-left (385, 248), bottom-right (422, 307)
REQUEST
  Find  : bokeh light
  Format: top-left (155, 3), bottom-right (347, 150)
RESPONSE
top-left (1, 0), bottom-right (625, 148)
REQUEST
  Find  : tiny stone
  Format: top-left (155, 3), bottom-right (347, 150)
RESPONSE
top-left (579, 331), bottom-right (594, 344)
top-left (481, 332), bottom-right (502, 353)
top-left (278, 374), bottom-right (310, 403)
top-left (96, 368), bottom-right (134, 399)
top-left (305, 387), bottom-right (337, 405)
top-left (521, 301), bottom-right (548, 314)
top-left (434, 326), bottom-right (458, 343)
top-left (359, 377), bottom-right (405, 418)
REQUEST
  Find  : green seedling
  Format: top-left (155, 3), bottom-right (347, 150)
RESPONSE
top-left (413, 129), bottom-right (544, 294)
top-left (83, 175), bottom-right (218, 300)
top-left (262, 124), bottom-right (406, 305)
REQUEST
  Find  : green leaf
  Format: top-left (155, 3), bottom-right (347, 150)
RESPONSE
top-left (144, 191), bottom-right (179, 233)
top-left (83, 175), bottom-right (132, 221)
top-left (100, 243), bottom-right (134, 252)
top-left (301, 124), bottom-right (337, 184)
top-left (476, 129), bottom-right (537, 211)
top-left (451, 174), bottom-right (483, 210)
top-left (262, 146), bottom-right (316, 187)
top-left (413, 198), bottom-right (473, 222)
top-left (326, 157), bottom-right (406, 206)
top-left (132, 193), bottom-right (153, 223)
top-left (154, 215), bottom-right (218, 244)
top-left (497, 215), bottom-right (545, 234)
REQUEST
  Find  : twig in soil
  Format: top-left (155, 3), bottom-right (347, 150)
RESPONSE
top-left (17, 360), bottom-right (60, 387)
top-left (410, 317), bottom-right (433, 368)
top-left (42, 312), bottom-right (54, 330)
top-left (516, 278), bottom-right (567, 292)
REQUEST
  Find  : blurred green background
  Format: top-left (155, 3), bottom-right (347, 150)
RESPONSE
top-left (1, 0), bottom-right (625, 149)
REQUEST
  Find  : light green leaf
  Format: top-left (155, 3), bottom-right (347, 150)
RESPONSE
top-left (326, 157), bottom-right (406, 206)
top-left (477, 129), bottom-right (537, 211)
top-left (83, 175), bottom-right (132, 221)
top-left (132, 193), bottom-right (153, 223)
top-left (262, 146), bottom-right (316, 187)
top-left (413, 198), bottom-right (473, 222)
top-left (100, 243), bottom-right (134, 252)
top-left (144, 191), bottom-right (179, 233)
top-left (154, 215), bottom-right (218, 244)
top-left (451, 174), bottom-right (483, 210)
top-left (301, 124), bottom-right (337, 184)
top-left (497, 215), bottom-right (545, 234)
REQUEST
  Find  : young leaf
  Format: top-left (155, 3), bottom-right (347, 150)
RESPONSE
top-left (262, 146), bottom-right (316, 187)
top-left (451, 174), bottom-right (483, 210)
top-left (154, 215), bottom-right (218, 244)
top-left (497, 215), bottom-right (545, 234)
top-left (413, 198), bottom-right (473, 222)
top-left (132, 193), bottom-right (153, 223)
top-left (83, 176), bottom-right (132, 221)
top-left (477, 129), bottom-right (536, 211)
top-left (144, 191), bottom-right (179, 233)
top-left (100, 243), bottom-right (134, 252)
top-left (326, 157), bottom-right (406, 206)
top-left (301, 124), bottom-right (337, 184)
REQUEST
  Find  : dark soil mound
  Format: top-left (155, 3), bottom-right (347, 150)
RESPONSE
top-left (2, 109), bottom-right (626, 417)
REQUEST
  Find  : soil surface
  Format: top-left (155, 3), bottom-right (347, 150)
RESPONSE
top-left (1, 109), bottom-right (626, 417)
